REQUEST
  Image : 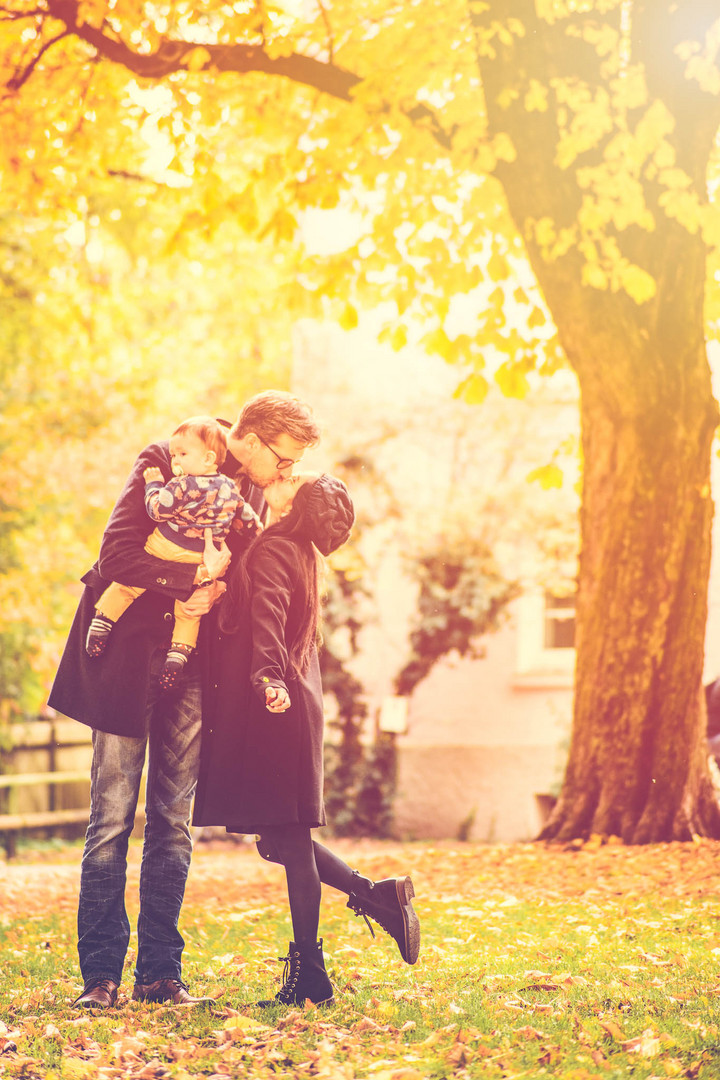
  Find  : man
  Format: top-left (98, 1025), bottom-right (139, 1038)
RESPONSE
top-left (48, 390), bottom-right (321, 1009)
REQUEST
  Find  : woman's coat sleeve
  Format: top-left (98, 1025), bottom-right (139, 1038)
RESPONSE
top-left (248, 541), bottom-right (297, 703)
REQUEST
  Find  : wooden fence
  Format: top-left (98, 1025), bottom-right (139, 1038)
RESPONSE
top-left (0, 716), bottom-right (93, 856)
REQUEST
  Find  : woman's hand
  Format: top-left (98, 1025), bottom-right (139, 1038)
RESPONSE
top-left (265, 685), bottom-right (291, 713)
top-left (202, 528), bottom-right (232, 580)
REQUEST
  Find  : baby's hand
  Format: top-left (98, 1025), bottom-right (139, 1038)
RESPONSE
top-left (144, 466), bottom-right (164, 484)
top-left (265, 685), bottom-right (291, 713)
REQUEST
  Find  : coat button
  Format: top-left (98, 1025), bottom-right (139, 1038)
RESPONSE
top-left (156, 577), bottom-right (167, 585)
top-left (164, 612), bottom-right (173, 622)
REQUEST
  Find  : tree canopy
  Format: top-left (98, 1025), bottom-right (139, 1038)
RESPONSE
top-left (3, 0), bottom-right (720, 841)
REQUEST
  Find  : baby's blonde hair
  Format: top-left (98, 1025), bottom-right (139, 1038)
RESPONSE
top-left (172, 416), bottom-right (227, 467)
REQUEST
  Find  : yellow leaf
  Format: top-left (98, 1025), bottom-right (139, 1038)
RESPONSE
top-left (339, 303), bottom-right (359, 331)
top-left (533, 216), bottom-right (556, 247)
top-left (184, 46), bottom-right (212, 71)
top-left (582, 262), bottom-right (609, 290)
top-left (599, 1019), bottom-right (628, 1042)
top-left (527, 464), bottom-right (563, 489)
top-left (620, 263), bottom-right (656, 304)
top-left (454, 373), bottom-right (489, 405)
top-left (487, 251), bottom-right (509, 281)
top-left (492, 131), bottom-right (517, 162)
top-left (524, 79), bottom-right (549, 112)
top-left (659, 167), bottom-right (692, 189)
top-left (701, 204), bottom-right (720, 247)
top-left (223, 1014), bottom-right (268, 1032)
top-left (77, 0), bottom-right (107, 28)
top-left (423, 326), bottom-right (453, 360)
top-left (495, 362), bottom-right (530, 399)
top-left (659, 188), bottom-right (701, 232)
top-left (389, 325), bottom-right (407, 351)
top-left (497, 86), bottom-right (520, 110)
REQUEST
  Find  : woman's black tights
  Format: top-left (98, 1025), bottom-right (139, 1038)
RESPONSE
top-left (256, 826), bottom-right (368, 945)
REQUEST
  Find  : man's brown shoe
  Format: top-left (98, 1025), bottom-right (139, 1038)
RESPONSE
top-left (132, 978), bottom-right (212, 1006)
top-left (72, 977), bottom-right (119, 1009)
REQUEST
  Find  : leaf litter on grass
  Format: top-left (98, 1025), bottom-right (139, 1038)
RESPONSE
top-left (1, 837), bottom-right (720, 1078)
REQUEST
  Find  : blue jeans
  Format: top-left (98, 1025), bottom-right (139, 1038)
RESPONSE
top-left (77, 659), bottom-right (202, 985)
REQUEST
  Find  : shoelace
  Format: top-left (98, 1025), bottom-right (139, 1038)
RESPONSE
top-left (349, 903), bottom-right (377, 939)
top-left (276, 952), bottom-right (301, 1002)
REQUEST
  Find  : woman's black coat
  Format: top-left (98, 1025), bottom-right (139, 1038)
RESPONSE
top-left (193, 536), bottom-right (326, 832)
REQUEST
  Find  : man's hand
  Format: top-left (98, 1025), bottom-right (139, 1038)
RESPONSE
top-left (143, 466), bottom-right (164, 484)
top-left (265, 685), bottom-right (291, 713)
top-left (177, 580), bottom-right (226, 618)
top-left (201, 528), bottom-right (232, 581)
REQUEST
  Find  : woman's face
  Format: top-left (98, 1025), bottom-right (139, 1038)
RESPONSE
top-left (264, 471), bottom-right (319, 519)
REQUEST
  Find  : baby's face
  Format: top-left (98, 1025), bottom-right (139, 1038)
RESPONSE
top-left (169, 433), bottom-right (214, 477)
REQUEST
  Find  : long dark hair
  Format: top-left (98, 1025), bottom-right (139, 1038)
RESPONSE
top-left (219, 488), bottom-right (322, 674)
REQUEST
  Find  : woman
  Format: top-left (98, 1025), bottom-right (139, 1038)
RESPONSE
top-left (193, 472), bottom-right (420, 1007)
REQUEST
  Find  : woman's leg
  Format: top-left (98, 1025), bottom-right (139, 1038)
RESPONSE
top-left (255, 826), bottom-right (333, 1007)
top-left (258, 833), bottom-right (370, 895)
top-left (257, 825), bottom-right (321, 945)
top-left (256, 832), bottom-right (420, 965)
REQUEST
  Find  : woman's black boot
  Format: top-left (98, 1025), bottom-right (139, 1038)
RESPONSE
top-left (346, 874), bottom-right (420, 965)
top-left (256, 940), bottom-right (334, 1007)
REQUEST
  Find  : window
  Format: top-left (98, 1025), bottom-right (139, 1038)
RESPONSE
top-left (515, 588), bottom-right (576, 686)
top-left (544, 592), bottom-right (576, 649)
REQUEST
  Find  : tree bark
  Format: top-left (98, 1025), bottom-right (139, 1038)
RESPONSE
top-left (471, 0), bottom-right (720, 840)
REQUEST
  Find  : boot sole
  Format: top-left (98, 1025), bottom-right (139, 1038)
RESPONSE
top-left (395, 876), bottom-right (421, 965)
top-left (256, 994), bottom-right (336, 1008)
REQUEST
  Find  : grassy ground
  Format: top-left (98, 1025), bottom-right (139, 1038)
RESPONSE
top-left (0, 836), bottom-right (719, 1078)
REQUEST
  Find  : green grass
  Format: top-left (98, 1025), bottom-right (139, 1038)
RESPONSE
top-left (1, 838), bottom-right (719, 1078)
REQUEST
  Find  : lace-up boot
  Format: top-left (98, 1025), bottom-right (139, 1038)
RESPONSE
top-left (347, 874), bottom-right (420, 965)
top-left (256, 940), bottom-right (334, 1008)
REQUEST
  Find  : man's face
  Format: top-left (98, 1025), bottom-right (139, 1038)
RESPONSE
top-left (227, 431), bottom-right (309, 488)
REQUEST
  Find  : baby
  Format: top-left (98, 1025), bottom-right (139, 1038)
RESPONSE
top-left (86, 415), bottom-right (261, 689)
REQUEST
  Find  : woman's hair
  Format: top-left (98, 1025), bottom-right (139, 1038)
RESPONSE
top-left (220, 485), bottom-right (321, 673)
top-left (172, 416), bottom-right (227, 468)
top-left (229, 390), bottom-right (321, 447)
top-left (220, 475), bottom-right (353, 675)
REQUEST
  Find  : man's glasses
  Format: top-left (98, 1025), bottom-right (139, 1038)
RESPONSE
top-left (257, 434), bottom-right (299, 471)
top-left (215, 420), bottom-right (300, 471)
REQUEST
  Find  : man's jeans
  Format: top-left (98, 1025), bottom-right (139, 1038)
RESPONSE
top-left (77, 660), bottom-right (202, 986)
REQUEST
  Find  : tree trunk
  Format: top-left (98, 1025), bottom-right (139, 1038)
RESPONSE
top-left (549, 348), bottom-right (720, 841)
top-left (471, 0), bottom-right (720, 840)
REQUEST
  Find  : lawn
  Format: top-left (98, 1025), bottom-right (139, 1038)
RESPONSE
top-left (0, 836), bottom-right (719, 1079)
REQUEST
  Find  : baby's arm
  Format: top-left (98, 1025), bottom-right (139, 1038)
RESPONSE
top-left (96, 442), bottom-right (198, 598)
top-left (143, 472), bottom-right (192, 524)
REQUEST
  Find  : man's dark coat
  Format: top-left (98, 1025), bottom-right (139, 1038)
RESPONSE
top-left (48, 441), bottom-right (262, 737)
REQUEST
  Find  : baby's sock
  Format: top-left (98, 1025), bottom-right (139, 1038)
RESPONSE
top-left (160, 643), bottom-right (194, 691)
top-left (86, 614), bottom-right (114, 657)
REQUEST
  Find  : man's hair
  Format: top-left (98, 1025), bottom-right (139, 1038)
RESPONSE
top-left (173, 416), bottom-right (228, 467)
top-left (230, 390), bottom-right (321, 447)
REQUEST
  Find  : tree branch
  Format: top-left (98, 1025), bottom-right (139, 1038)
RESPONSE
top-left (7, 27), bottom-right (70, 91)
top-left (634, 1), bottom-right (720, 177)
top-left (33, 0), bottom-right (453, 148)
